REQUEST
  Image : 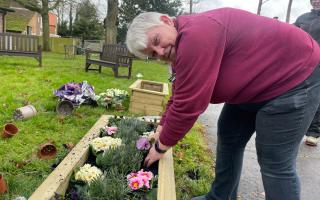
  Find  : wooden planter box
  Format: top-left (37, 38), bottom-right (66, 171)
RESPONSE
top-left (129, 79), bottom-right (169, 116)
top-left (29, 115), bottom-right (176, 200)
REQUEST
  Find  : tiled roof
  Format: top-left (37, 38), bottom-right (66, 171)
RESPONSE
top-left (6, 8), bottom-right (35, 32)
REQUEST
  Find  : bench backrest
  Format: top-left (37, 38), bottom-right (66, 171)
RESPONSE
top-left (0, 33), bottom-right (40, 53)
top-left (101, 44), bottom-right (132, 65)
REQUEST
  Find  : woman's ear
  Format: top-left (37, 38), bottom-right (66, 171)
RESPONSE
top-left (160, 15), bottom-right (174, 26)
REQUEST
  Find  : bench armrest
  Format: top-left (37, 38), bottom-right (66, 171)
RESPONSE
top-left (116, 54), bottom-right (133, 66)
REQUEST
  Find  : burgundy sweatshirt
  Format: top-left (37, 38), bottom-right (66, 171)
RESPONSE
top-left (159, 8), bottom-right (320, 146)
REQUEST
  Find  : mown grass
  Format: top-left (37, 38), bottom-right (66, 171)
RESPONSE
top-left (0, 53), bottom-right (214, 199)
top-left (174, 124), bottom-right (215, 200)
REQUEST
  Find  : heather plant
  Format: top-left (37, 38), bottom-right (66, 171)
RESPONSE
top-left (78, 169), bottom-right (139, 200)
top-left (115, 119), bottom-right (147, 144)
top-left (95, 142), bottom-right (143, 174)
top-left (118, 118), bottom-right (148, 134)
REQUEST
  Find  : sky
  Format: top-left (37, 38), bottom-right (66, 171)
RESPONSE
top-left (93, 0), bottom-right (312, 23)
top-left (190, 0), bottom-right (312, 23)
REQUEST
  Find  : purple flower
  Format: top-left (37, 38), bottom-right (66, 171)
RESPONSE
top-left (136, 137), bottom-right (151, 150)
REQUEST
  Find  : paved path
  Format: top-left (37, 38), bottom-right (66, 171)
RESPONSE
top-left (198, 104), bottom-right (320, 200)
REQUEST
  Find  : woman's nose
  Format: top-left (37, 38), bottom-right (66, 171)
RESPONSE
top-left (153, 46), bottom-right (165, 56)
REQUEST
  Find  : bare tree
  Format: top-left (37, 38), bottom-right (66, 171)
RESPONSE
top-left (257, 0), bottom-right (271, 15)
top-left (105, 0), bottom-right (118, 44)
top-left (286, 0), bottom-right (293, 23)
top-left (68, 1), bottom-right (73, 34)
top-left (14, 0), bottom-right (62, 51)
top-left (186, 0), bottom-right (200, 14)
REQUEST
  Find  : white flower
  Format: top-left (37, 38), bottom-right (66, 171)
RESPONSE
top-left (75, 164), bottom-right (103, 184)
top-left (105, 88), bottom-right (128, 97)
top-left (90, 136), bottom-right (122, 153)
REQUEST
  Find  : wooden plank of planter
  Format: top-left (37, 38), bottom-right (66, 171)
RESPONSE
top-left (133, 91), bottom-right (166, 101)
top-left (129, 105), bottom-right (164, 116)
top-left (131, 95), bottom-right (164, 106)
top-left (129, 79), bottom-right (169, 96)
top-left (158, 148), bottom-right (176, 200)
top-left (29, 115), bottom-right (110, 200)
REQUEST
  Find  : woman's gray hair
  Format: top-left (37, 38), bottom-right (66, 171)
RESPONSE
top-left (126, 12), bottom-right (171, 59)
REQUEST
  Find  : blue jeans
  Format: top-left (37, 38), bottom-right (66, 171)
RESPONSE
top-left (206, 65), bottom-right (320, 200)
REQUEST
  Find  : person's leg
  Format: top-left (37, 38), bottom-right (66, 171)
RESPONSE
top-left (305, 107), bottom-right (320, 146)
top-left (206, 104), bottom-right (256, 200)
top-left (255, 65), bottom-right (320, 200)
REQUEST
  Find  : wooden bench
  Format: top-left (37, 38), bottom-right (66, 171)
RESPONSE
top-left (0, 33), bottom-right (42, 66)
top-left (85, 44), bottom-right (133, 78)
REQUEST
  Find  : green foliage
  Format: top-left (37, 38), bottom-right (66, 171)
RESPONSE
top-left (117, 0), bottom-right (183, 43)
top-left (118, 118), bottom-right (147, 134)
top-left (72, 0), bottom-right (104, 40)
top-left (106, 117), bottom-right (148, 144)
top-left (96, 141), bottom-right (143, 174)
top-left (57, 20), bottom-right (69, 37)
top-left (173, 124), bottom-right (215, 200)
top-left (79, 169), bottom-right (136, 200)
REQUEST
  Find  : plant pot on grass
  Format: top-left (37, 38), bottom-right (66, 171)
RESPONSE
top-left (2, 123), bottom-right (19, 138)
top-left (0, 174), bottom-right (7, 194)
top-left (38, 142), bottom-right (57, 160)
top-left (56, 100), bottom-right (74, 116)
top-left (13, 105), bottom-right (37, 120)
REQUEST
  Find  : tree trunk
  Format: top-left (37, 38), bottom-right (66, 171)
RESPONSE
top-left (42, 0), bottom-right (50, 51)
top-left (69, 2), bottom-right (73, 35)
top-left (257, 0), bottom-right (263, 15)
top-left (286, 0), bottom-right (293, 23)
top-left (190, 0), bottom-right (193, 14)
top-left (105, 0), bottom-right (118, 44)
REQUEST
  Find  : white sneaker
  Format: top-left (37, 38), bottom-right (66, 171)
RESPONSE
top-left (305, 136), bottom-right (319, 146)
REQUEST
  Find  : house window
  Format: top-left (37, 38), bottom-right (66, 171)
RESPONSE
top-left (27, 26), bottom-right (32, 35)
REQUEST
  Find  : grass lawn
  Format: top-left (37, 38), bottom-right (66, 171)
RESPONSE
top-left (0, 53), bottom-right (214, 200)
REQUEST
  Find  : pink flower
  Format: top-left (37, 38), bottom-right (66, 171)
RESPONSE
top-left (136, 137), bottom-right (151, 150)
top-left (127, 170), bottom-right (154, 190)
top-left (128, 177), bottom-right (144, 190)
top-left (138, 169), bottom-right (153, 181)
top-left (106, 126), bottom-right (117, 135)
top-left (126, 172), bottom-right (138, 180)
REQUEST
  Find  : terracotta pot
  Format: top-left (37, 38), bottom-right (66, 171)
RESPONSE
top-left (38, 142), bottom-right (57, 160)
top-left (2, 123), bottom-right (19, 138)
top-left (0, 174), bottom-right (7, 194)
top-left (13, 105), bottom-right (37, 120)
